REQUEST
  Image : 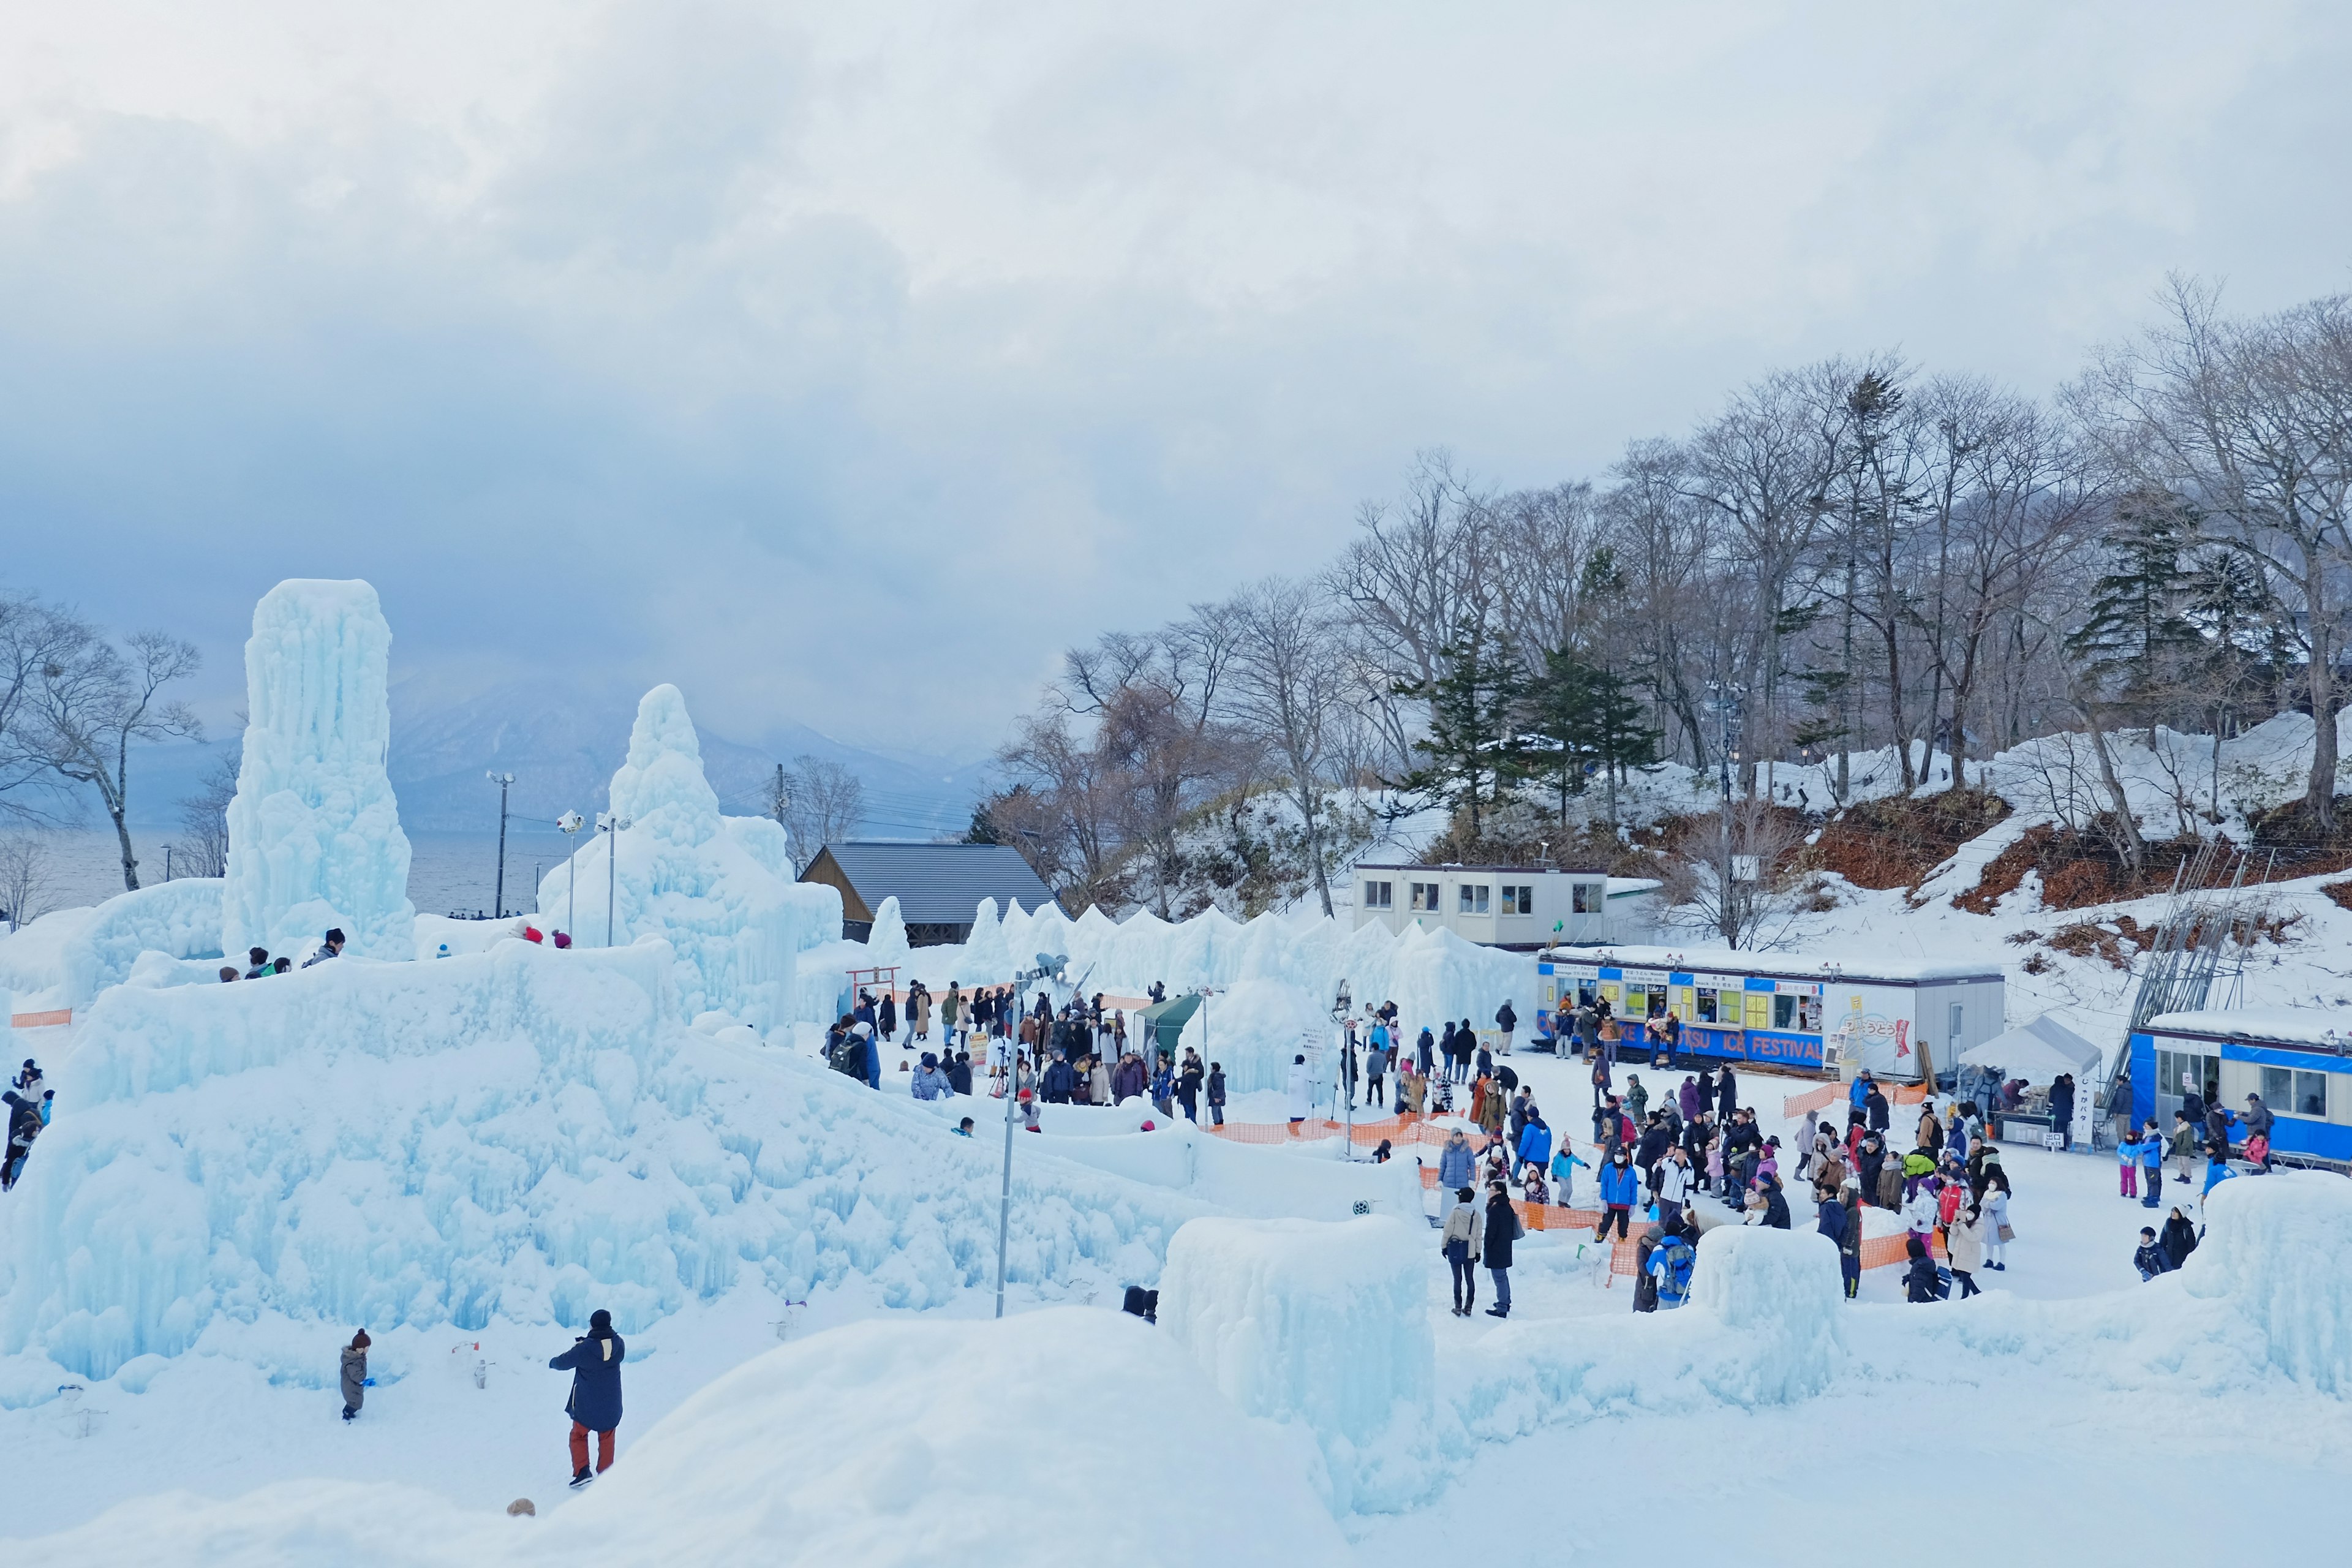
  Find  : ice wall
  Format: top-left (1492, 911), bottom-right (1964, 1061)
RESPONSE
top-left (2179, 1170), bottom-right (2352, 1394)
top-left (1159, 1215), bottom-right (1437, 1513)
top-left (538, 686), bottom-right (842, 1029)
top-left (0, 938), bottom-right (1200, 1381)
top-left (1683, 1226), bottom-right (1845, 1403)
top-left (0, 878), bottom-right (225, 1012)
top-left (222, 580), bottom-right (416, 962)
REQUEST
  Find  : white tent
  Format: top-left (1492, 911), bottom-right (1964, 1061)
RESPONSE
top-left (1958, 1012), bottom-right (2103, 1084)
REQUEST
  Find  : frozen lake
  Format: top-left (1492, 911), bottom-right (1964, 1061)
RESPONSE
top-left (13, 825), bottom-right (591, 925)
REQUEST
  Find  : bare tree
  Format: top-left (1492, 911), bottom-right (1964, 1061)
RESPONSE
top-left (0, 831), bottom-right (57, 928)
top-left (2074, 279), bottom-right (2352, 829)
top-left (778, 755), bottom-right (865, 870)
top-left (173, 744), bottom-right (241, 880)
top-left (1226, 576), bottom-right (1351, 915)
top-left (1663, 800), bottom-right (1812, 950)
top-left (35, 628), bottom-right (203, 890)
top-left (0, 593), bottom-right (90, 822)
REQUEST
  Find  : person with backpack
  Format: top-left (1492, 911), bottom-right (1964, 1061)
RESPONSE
top-left (1646, 1219), bottom-right (1698, 1310)
top-left (1482, 1180), bottom-right (1522, 1318)
top-left (550, 1309), bottom-right (626, 1487)
top-left (1440, 1187), bottom-right (1484, 1316)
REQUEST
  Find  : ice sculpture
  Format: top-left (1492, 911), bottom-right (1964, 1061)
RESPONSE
top-left (540, 685), bottom-right (840, 1028)
top-left (221, 580), bottom-right (416, 962)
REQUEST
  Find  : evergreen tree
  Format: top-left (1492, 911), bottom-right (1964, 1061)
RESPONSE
top-left (1389, 619), bottom-right (1526, 843)
top-left (2066, 486), bottom-right (2204, 723)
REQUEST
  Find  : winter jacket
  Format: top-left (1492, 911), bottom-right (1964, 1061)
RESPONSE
top-left (1678, 1081), bottom-right (1701, 1120)
top-left (1438, 1139), bottom-right (1475, 1190)
top-left (2160, 1213), bottom-right (2198, 1268)
top-left (1875, 1161), bottom-right (1904, 1211)
top-left (1496, 1003), bottom-right (1517, 1034)
top-left (1286, 1064), bottom-right (1311, 1120)
top-left (1625, 1083), bottom-right (1649, 1123)
top-left (1441, 1199), bottom-right (1484, 1261)
top-left (1815, 1197), bottom-right (1847, 1247)
top-left (1760, 1183), bottom-right (1791, 1229)
top-left (1901, 1185), bottom-right (1940, 1234)
top-left (1649, 1234), bottom-right (1697, 1308)
top-left (340, 1344), bottom-right (368, 1411)
top-left (1599, 1161), bottom-right (1640, 1208)
top-left (1042, 1060), bottom-right (1077, 1101)
top-left (911, 1066), bottom-right (952, 1101)
top-left (550, 1329), bottom-right (626, 1431)
top-left (1551, 1148), bottom-right (1587, 1190)
top-left (1947, 1212), bottom-right (1986, 1273)
top-left (1656, 1159), bottom-right (1692, 1205)
top-left (1838, 1191), bottom-right (1863, 1258)
top-left (1905, 1254), bottom-right (1942, 1303)
top-left (2242, 1097), bottom-right (2274, 1139)
top-left (2138, 1134), bottom-right (2165, 1170)
top-left (1206, 1068), bottom-right (1226, 1107)
top-left (2135, 1242), bottom-right (2174, 1281)
top-left (1483, 1197), bottom-right (1522, 1270)
top-left (1517, 1120), bottom-right (1553, 1168)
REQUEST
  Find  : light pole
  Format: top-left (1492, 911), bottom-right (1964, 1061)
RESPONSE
top-left (997, 951), bottom-right (1066, 1320)
top-left (597, 810), bottom-right (632, 946)
top-left (486, 772), bottom-right (515, 918)
top-left (1333, 980), bottom-right (1353, 1152)
top-left (557, 812), bottom-right (585, 940)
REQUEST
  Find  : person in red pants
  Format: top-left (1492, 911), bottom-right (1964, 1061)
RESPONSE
top-left (549, 1308), bottom-right (627, 1488)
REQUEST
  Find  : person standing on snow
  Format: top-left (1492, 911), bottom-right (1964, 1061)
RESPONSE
top-left (1438, 1128), bottom-right (1475, 1194)
top-left (1716, 1065), bottom-right (1738, 1123)
top-left (340, 1329), bottom-right (370, 1422)
top-left (1482, 1180), bottom-right (1521, 1318)
top-left (1441, 1186), bottom-right (1484, 1316)
top-left (1206, 1061), bottom-right (1227, 1126)
top-left (1286, 1054), bottom-right (1311, 1126)
top-left (550, 1309), bottom-right (627, 1488)
top-left (1655, 1142), bottom-right (1693, 1229)
top-left (1494, 1000), bottom-right (1517, 1056)
top-left (2117, 1125), bottom-right (2142, 1200)
top-left (1947, 1197), bottom-right (1986, 1298)
top-left (1903, 1235), bottom-right (1943, 1302)
top-left (1597, 1148), bottom-right (1639, 1241)
top-left (2138, 1122), bottom-right (2165, 1208)
top-left (1515, 1112), bottom-right (1551, 1185)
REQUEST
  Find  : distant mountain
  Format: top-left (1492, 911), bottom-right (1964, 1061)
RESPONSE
top-left (121, 678), bottom-right (993, 840)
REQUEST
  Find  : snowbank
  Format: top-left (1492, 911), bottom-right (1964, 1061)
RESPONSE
top-left (535, 687), bottom-right (842, 1030)
top-left (1159, 1215), bottom-right (1436, 1513)
top-left (0, 876), bottom-right (225, 1012)
top-left (1683, 1225), bottom-right (1846, 1403)
top-left (223, 579), bottom-right (418, 963)
top-left (7, 1308), bottom-right (1352, 1568)
top-left (2179, 1171), bottom-right (2352, 1395)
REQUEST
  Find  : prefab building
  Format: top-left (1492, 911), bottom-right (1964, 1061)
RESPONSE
top-left (1352, 863), bottom-right (1612, 950)
top-left (2132, 1008), bottom-right (2352, 1166)
top-left (1535, 943), bottom-right (2006, 1084)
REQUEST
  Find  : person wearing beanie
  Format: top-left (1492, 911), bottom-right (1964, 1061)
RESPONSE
top-left (341, 1330), bottom-right (371, 1421)
top-left (549, 1308), bottom-right (627, 1487)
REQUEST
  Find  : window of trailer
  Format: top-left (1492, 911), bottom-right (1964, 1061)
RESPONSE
top-left (1572, 881), bottom-right (1600, 913)
top-left (1458, 884), bottom-right (1490, 914)
top-left (2261, 1065), bottom-right (2331, 1118)
top-left (1363, 880), bottom-right (1392, 909)
top-left (1410, 881), bottom-right (1439, 911)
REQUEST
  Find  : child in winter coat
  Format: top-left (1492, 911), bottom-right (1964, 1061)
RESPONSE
top-left (2243, 1131), bottom-right (2272, 1171)
top-left (1520, 1167), bottom-right (1549, 1207)
top-left (2117, 1128), bottom-right (2141, 1199)
top-left (1549, 1145), bottom-right (1588, 1207)
top-left (340, 1329), bottom-right (371, 1421)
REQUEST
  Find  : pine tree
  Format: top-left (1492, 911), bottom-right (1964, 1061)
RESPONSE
top-left (1390, 619), bottom-right (1526, 845)
top-left (2066, 486), bottom-right (2204, 725)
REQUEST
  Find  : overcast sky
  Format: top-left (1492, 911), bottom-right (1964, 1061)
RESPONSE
top-left (3, 1), bottom-right (2348, 756)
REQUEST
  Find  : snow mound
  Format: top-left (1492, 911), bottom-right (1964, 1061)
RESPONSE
top-left (538, 687), bottom-right (841, 1030)
top-left (0, 941), bottom-right (1202, 1382)
top-left (0, 877), bottom-right (224, 1012)
top-left (222, 579), bottom-right (417, 963)
top-left (1684, 1225), bottom-right (1846, 1403)
top-left (2180, 1171), bottom-right (2352, 1394)
top-left (7, 1309), bottom-right (1351, 1568)
top-left (1159, 1215), bottom-right (1436, 1513)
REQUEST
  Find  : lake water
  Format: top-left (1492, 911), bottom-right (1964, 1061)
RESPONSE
top-left (18, 826), bottom-right (589, 924)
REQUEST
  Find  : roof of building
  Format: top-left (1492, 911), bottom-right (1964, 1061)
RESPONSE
top-left (2147, 1008), bottom-right (2352, 1050)
top-left (1355, 863), bottom-right (1607, 875)
top-left (801, 842), bottom-right (1060, 925)
top-left (1537, 943), bottom-right (2002, 984)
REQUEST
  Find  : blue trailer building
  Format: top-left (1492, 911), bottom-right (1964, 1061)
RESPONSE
top-left (2132, 1008), bottom-right (2352, 1167)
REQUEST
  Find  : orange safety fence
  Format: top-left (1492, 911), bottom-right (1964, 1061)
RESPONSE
top-left (1781, 1084), bottom-right (1841, 1120)
top-left (1204, 1114), bottom-right (1490, 1152)
top-left (9, 1009), bottom-right (70, 1029)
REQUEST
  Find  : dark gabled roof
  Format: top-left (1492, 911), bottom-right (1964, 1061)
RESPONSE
top-left (803, 842), bottom-right (1060, 925)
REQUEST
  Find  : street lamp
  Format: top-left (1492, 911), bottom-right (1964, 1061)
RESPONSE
top-left (596, 810), bottom-right (632, 946)
top-left (997, 951), bottom-right (1068, 1321)
top-left (486, 772), bottom-right (516, 918)
top-left (1333, 980), bottom-right (1354, 1150)
top-left (557, 811), bottom-right (585, 940)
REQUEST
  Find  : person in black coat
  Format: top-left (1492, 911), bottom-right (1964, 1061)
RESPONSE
top-left (551, 1309), bottom-right (627, 1487)
top-left (1760, 1175), bottom-right (1792, 1229)
top-left (2158, 1207), bottom-right (2199, 1269)
top-left (1716, 1066), bottom-right (1738, 1122)
top-left (1864, 1085), bottom-right (1891, 1133)
top-left (2049, 1074), bottom-right (2076, 1151)
top-left (1903, 1235), bottom-right (1942, 1303)
top-left (1482, 1182), bottom-right (1521, 1319)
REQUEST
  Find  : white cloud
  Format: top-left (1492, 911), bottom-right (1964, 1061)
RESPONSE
top-left (0, 0), bottom-right (2346, 752)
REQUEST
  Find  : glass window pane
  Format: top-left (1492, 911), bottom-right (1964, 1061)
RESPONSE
top-left (2260, 1066), bottom-right (2293, 1106)
top-left (2293, 1071), bottom-right (2328, 1118)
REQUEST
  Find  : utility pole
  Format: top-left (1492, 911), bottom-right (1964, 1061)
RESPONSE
top-left (557, 811), bottom-right (585, 940)
top-left (486, 772), bottom-right (515, 918)
top-left (598, 811), bottom-right (633, 946)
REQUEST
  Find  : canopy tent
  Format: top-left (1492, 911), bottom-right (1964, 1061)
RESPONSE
top-left (1958, 1012), bottom-right (2103, 1084)
top-left (1136, 994), bottom-right (1202, 1057)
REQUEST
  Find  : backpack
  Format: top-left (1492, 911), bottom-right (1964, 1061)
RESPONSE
top-left (1653, 1236), bottom-right (1696, 1306)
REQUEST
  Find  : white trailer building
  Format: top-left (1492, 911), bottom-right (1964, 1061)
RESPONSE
top-left (1352, 863), bottom-right (1612, 951)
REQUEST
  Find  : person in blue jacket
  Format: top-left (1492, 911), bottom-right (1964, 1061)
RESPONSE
top-left (2138, 1125), bottom-right (2165, 1208)
top-left (1438, 1129), bottom-right (1474, 1193)
top-left (1597, 1148), bottom-right (1640, 1240)
top-left (1515, 1114), bottom-right (1553, 1182)
top-left (551, 1309), bottom-right (627, 1488)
